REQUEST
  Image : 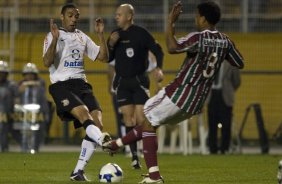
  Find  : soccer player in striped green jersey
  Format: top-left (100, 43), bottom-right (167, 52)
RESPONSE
top-left (103, 1), bottom-right (244, 183)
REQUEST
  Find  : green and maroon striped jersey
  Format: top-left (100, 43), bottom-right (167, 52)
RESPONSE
top-left (165, 30), bottom-right (244, 115)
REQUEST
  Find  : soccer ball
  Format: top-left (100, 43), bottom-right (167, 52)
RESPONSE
top-left (99, 163), bottom-right (123, 183)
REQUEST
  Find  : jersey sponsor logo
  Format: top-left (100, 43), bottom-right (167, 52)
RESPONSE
top-left (64, 60), bottom-right (83, 67)
top-left (61, 99), bottom-right (69, 107)
top-left (64, 49), bottom-right (83, 68)
top-left (126, 48), bottom-right (134, 58)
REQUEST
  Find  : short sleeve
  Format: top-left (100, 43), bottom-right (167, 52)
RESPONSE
top-left (176, 32), bottom-right (199, 53)
top-left (85, 35), bottom-right (100, 61)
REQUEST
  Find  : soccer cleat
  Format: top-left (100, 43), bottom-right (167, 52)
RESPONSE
top-left (138, 174), bottom-right (164, 184)
top-left (131, 159), bottom-right (142, 169)
top-left (100, 132), bottom-right (112, 153)
top-left (102, 140), bottom-right (119, 156)
top-left (101, 132), bottom-right (112, 145)
top-left (70, 169), bottom-right (90, 181)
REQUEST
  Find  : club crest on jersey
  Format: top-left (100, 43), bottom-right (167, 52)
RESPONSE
top-left (71, 49), bottom-right (81, 60)
top-left (126, 48), bottom-right (134, 58)
top-left (61, 99), bottom-right (69, 107)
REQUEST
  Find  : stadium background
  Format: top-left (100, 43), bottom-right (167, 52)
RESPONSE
top-left (0, 0), bottom-right (282, 145)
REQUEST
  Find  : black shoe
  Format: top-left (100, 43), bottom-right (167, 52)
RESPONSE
top-left (131, 159), bottom-right (142, 169)
top-left (70, 169), bottom-right (90, 181)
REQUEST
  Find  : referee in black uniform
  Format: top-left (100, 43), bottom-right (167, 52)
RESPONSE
top-left (108, 3), bottom-right (163, 169)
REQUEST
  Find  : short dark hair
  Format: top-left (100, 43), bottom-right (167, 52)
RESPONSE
top-left (197, 1), bottom-right (221, 25)
top-left (61, 3), bottom-right (77, 15)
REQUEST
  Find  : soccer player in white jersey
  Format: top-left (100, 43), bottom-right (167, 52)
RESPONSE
top-left (43, 3), bottom-right (110, 181)
top-left (104, 1), bottom-right (244, 183)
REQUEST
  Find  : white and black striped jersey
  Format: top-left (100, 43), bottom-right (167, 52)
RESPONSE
top-left (43, 28), bottom-right (100, 83)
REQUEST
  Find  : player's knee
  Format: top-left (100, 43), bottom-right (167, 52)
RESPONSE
top-left (142, 119), bottom-right (154, 131)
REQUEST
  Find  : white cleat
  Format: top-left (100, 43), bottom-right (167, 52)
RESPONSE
top-left (138, 174), bottom-right (164, 184)
top-left (100, 132), bottom-right (112, 145)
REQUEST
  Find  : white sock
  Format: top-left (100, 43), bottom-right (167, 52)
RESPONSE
top-left (85, 124), bottom-right (102, 145)
top-left (74, 139), bottom-right (97, 173)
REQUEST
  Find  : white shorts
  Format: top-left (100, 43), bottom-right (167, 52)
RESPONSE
top-left (144, 89), bottom-right (192, 127)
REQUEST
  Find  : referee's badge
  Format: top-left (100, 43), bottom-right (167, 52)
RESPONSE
top-left (126, 48), bottom-right (134, 58)
top-left (61, 99), bottom-right (70, 107)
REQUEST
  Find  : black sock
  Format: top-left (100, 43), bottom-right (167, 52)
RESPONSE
top-left (83, 119), bottom-right (94, 130)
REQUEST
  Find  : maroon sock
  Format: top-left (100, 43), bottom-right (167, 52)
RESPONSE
top-left (111, 125), bottom-right (142, 150)
top-left (142, 131), bottom-right (161, 180)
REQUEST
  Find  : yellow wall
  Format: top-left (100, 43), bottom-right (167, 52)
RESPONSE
top-left (1, 32), bottom-right (282, 140)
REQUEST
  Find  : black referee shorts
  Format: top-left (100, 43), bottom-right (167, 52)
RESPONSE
top-left (113, 74), bottom-right (150, 107)
top-left (49, 79), bottom-right (101, 128)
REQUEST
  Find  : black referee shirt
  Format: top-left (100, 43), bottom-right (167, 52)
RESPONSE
top-left (108, 25), bottom-right (163, 78)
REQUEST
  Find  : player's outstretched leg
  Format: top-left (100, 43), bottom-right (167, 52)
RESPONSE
top-left (102, 125), bottom-right (143, 154)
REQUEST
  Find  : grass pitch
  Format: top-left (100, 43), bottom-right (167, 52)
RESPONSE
top-left (0, 151), bottom-right (280, 184)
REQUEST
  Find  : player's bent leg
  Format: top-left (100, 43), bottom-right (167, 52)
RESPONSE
top-left (71, 105), bottom-right (111, 146)
top-left (70, 137), bottom-right (97, 181)
top-left (90, 109), bottom-right (103, 130)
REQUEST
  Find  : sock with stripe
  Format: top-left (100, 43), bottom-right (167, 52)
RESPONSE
top-left (142, 131), bottom-right (161, 180)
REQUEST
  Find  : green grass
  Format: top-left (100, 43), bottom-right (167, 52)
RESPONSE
top-left (0, 152), bottom-right (280, 184)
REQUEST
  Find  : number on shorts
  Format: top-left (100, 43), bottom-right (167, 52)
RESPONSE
top-left (203, 52), bottom-right (218, 78)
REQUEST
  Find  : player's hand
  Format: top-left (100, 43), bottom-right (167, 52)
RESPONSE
top-left (108, 31), bottom-right (120, 48)
top-left (94, 18), bottom-right (105, 34)
top-left (168, 1), bottom-right (182, 24)
top-left (153, 67), bottom-right (164, 83)
top-left (50, 19), bottom-right (59, 39)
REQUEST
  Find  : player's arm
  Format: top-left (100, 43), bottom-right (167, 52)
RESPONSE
top-left (147, 43), bottom-right (164, 83)
top-left (144, 29), bottom-right (164, 81)
top-left (231, 66), bottom-right (241, 90)
top-left (148, 41), bottom-right (164, 69)
top-left (107, 62), bottom-right (115, 94)
top-left (95, 18), bottom-right (109, 62)
top-left (225, 39), bottom-right (244, 69)
top-left (107, 31), bottom-right (120, 62)
top-left (43, 19), bottom-right (59, 68)
top-left (147, 51), bottom-right (163, 91)
top-left (166, 1), bottom-right (182, 54)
